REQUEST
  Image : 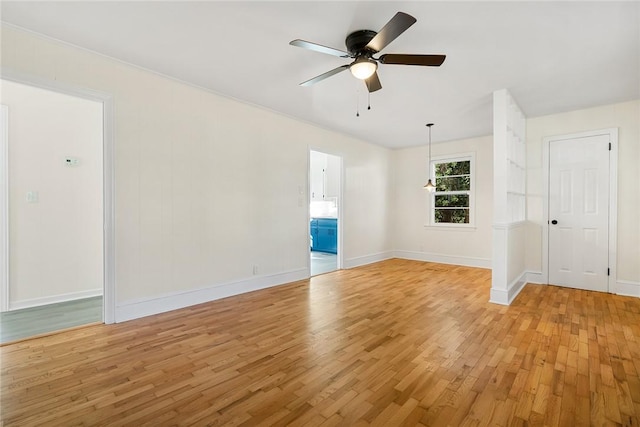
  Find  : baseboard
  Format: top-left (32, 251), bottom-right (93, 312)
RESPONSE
top-left (499, 273), bottom-right (639, 299)
top-left (115, 268), bottom-right (308, 323)
top-left (526, 271), bottom-right (544, 284)
top-left (394, 250), bottom-right (491, 269)
top-left (489, 270), bottom-right (527, 305)
top-left (8, 288), bottom-right (103, 311)
top-left (343, 251), bottom-right (394, 269)
top-left (615, 280), bottom-right (640, 298)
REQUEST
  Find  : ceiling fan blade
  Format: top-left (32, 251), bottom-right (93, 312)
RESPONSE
top-left (365, 72), bottom-right (382, 93)
top-left (379, 54), bottom-right (446, 66)
top-left (300, 65), bottom-right (350, 87)
top-left (290, 39), bottom-right (350, 58)
top-left (365, 12), bottom-right (417, 53)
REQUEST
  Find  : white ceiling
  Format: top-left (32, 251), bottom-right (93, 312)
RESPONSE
top-left (1, 1), bottom-right (638, 148)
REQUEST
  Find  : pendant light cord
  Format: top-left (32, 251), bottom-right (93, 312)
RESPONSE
top-left (428, 125), bottom-right (431, 164)
top-left (426, 123), bottom-right (434, 171)
top-left (356, 88), bottom-right (372, 116)
top-left (423, 123), bottom-right (436, 191)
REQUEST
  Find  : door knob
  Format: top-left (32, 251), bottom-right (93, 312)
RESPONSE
top-left (551, 220), bottom-right (558, 225)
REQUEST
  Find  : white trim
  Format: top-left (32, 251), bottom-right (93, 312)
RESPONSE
top-left (306, 149), bottom-right (311, 277)
top-left (115, 268), bottom-right (308, 323)
top-left (608, 129), bottom-right (619, 294)
top-left (615, 280), bottom-right (640, 298)
top-left (423, 224), bottom-right (477, 230)
top-left (508, 275), bottom-right (639, 298)
top-left (343, 251), bottom-right (394, 269)
top-left (489, 270), bottom-right (528, 305)
top-left (102, 94), bottom-right (116, 324)
top-left (0, 69), bottom-right (116, 324)
top-left (394, 250), bottom-right (491, 269)
top-left (526, 271), bottom-right (544, 284)
top-left (9, 289), bottom-right (103, 311)
top-left (1, 67), bottom-right (113, 106)
top-left (430, 152), bottom-right (477, 163)
top-left (542, 128), bottom-right (618, 293)
top-left (542, 135), bottom-right (550, 283)
top-left (0, 105), bottom-right (8, 312)
top-left (338, 155), bottom-right (344, 271)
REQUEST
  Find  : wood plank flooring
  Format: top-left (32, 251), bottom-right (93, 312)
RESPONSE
top-left (2, 259), bottom-right (640, 426)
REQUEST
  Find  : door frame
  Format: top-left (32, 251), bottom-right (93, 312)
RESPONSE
top-left (542, 128), bottom-right (618, 292)
top-left (307, 148), bottom-right (343, 276)
top-left (1, 105), bottom-right (8, 312)
top-left (1, 68), bottom-right (116, 324)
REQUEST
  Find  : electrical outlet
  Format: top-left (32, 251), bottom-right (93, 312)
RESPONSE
top-left (252, 265), bottom-right (258, 275)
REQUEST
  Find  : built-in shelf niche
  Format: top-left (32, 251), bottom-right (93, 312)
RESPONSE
top-left (506, 99), bottom-right (526, 223)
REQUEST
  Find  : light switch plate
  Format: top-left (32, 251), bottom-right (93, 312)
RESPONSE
top-left (26, 191), bottom-right (39, 203)
top-left (65, 157), bottom-right (80, 166)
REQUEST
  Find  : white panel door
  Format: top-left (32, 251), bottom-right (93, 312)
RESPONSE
top-left (548, 134), bottom-right (609, 292)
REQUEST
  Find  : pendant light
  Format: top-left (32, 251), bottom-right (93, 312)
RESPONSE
top-left (423, 123), bottom-right (436, 192)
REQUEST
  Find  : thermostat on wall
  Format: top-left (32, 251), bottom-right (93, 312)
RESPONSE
top-left (64, 157), bottom-right (80, 166)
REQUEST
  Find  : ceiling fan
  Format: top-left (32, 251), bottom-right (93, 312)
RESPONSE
top-left (289, 12), bottom-right (446, 93)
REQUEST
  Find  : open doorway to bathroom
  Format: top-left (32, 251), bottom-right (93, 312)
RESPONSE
top-left (309, 150), bottom-right (341, 276)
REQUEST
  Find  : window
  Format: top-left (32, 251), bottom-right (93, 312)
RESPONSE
top-left (429, 155), bottom-right (474, 226)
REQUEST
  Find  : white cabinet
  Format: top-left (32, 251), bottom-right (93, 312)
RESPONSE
top-left (310, 151), bottom-right (340, 202)
top-left (310, 151), bottom-right (326, 201)
top-left (324, 154), bottom-right (340, 199)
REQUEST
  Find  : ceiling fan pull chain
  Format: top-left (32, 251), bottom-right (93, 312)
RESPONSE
top-left (356, 88), bottom-right (360, 117)
top-left (368, 91), bottom-right (371, 110)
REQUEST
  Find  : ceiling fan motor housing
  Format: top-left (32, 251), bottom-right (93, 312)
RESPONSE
top-left (346, 30), bottom-right (378, 56)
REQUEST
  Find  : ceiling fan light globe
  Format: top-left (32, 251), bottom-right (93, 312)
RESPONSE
top-left (350, 58), bottom-right (377, 80)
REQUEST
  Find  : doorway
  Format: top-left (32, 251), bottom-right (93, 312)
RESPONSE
top-left (0, 79), bottom-right (107, 342)
top-left (544, 129), bottom-right (617, 292)
top-left (309, 150), bottom-right (341, 276)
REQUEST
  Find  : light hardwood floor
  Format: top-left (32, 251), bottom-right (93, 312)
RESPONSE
top-left (1, 259), bottom-right (639, 426)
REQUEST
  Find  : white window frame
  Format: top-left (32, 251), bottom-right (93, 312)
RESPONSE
top-left (427, 153), bottom-right (475, 228)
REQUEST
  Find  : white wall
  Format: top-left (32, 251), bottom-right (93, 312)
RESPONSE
top-left (392, 135), bottom-right (493, 268)
top-left (1, 79), bottom-right (103, 310)
top-left (0, 25), bottom-right (393, 320)
top-left (526, 100), bottom-right (640, 293)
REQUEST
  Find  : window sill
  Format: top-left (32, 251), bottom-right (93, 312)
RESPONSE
top-left (423, 223), bottom-right (477, 231)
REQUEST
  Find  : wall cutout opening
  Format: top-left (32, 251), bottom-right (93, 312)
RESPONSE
top-left (0, 79), bottom-right (104, 343)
